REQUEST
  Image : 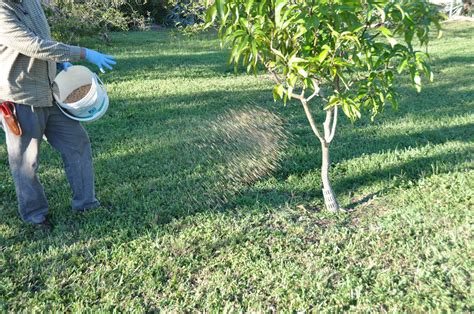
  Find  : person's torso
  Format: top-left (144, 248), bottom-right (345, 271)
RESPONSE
top-left (17, 0), bottom-right (51, 38)
top-left (0, 0), bottom-right (56, 107)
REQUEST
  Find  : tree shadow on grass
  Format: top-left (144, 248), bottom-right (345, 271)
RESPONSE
top-left (78, 86), bottom-right (471, 225)
top-left (52, 118), bottom-right (474, 230)
top-left (431, 55), bottom-right (474, 67)
top-left (236, 139), bottom-right (472, 210)
top-left (1, 78), bottom-right (472, 247)
top-left (2, 139), bottom-right (470, 305)
top-left (1, 28), bottom-right (473, 254)
top-left (5, 134), bottom-right (469, 265)
top-left (1, 128), bottom-right (470, 289)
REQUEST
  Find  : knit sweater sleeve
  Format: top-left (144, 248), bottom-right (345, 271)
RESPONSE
top-left (0, 4), bottom-right (82, 62)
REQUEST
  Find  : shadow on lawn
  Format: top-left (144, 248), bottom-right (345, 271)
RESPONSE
top-left (2, 35), bottom-right (473, 249)
top-left (233, 119), bottom-right (473, 208)
top-left (2, 78), bottom-right (472, 249)
top-left (88, 104), bottom-right (471, 227)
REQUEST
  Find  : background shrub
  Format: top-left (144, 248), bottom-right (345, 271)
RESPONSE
top-left (165, 0), bottom-right (208, 27)
top-left (125, 0), bottom-right (210, 27)
top-left (120, 0), bottom-right (168, 25)
top-left (44, 0), bottom-right (145, 44)
top-left (44, 0), bottom-right (212, 43)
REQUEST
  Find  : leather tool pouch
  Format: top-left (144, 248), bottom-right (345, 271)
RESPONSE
top-left (0, 101), bottom-right (22, 136)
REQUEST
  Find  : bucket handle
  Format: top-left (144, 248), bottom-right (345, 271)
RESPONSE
top-left (93, 73), bottom-right (107, 91)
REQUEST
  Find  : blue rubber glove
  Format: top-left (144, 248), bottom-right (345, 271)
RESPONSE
top-left (57, 62), bottom-right (73, 71)
top-left (84, 49), bottom-right (116, 73)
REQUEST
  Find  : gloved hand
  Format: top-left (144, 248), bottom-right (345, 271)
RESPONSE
top-left (84, 49), bottom-right (116, 73)
top-left (57, 62), bottom-right (73, 71)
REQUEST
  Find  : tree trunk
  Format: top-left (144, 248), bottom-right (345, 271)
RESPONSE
top-left (321, 141), bottom-right (340, 212)
top-left (301, 99), bottom-right (341, 212)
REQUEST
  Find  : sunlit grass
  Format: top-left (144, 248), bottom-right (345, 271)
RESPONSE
top-left (0, 22), bottom-right (472, 311)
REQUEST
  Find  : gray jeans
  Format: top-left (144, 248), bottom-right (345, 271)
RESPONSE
top-left (1, 103), bottom-right (99, 224)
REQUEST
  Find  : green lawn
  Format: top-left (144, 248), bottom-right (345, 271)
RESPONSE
top-left (1, 22), bottom-right (473, 312)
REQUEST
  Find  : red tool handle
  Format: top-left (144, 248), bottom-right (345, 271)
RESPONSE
top-left (1, 101), bottom-right (14, 116)
top-left (1, 101), bottom-right (22, 136)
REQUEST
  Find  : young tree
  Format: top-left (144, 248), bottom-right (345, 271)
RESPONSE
top-left (205, 0), bottom-right (444, 212)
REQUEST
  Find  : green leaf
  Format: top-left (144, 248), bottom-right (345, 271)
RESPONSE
top-left (297, 67), bottom-right (308, 78)
top-left (387, 93), bottom-right (399, 110)
top-left (318, 45), bottom-right (331, 63)
top-left (245, 0), bottom-right (255, 14)
top-left (378, 26), bottom-right (393, 37)
top-left (275, 0), bottom-right (287, 28)
top-left (287, 86), bottom-right (294, 99)
top-left (388, 37), bottom-right (398, 47)
top-left (273, 84), bottom-right (285, 101)
top-left (216, 0), bottom-right (226, 20)
top-left (251, 40), bottom-right (258, 65)
top-left (324, 95), bottom-right (340, 110)
top-left (341, 100), bottom-right (354, 121)
top-left (378, 26), bottom-right (397, 47)
top-left (397, 59), bottom-right (408, 74)
top-left (420, 60), bottom-right (434, 83)
top-left (404, 27), bottom-right (414, 44)
top-left (288, 53), bottom-right (307, 66)
top-left (206, 5), bottom-right (217, 23)
top-left (395, 4), bottom-right (406, 19)
top-left (271, 48), bottom-right (286, 61)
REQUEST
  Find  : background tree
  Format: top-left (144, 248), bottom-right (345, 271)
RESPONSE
top-left (165, 0), bottom-right (209, 27)
top-left (44, 0), bottom-right (210, 42)
top-left (205, 0), bottom-right (444, 212)
top-left (44, 0), bottom-right (145, 43)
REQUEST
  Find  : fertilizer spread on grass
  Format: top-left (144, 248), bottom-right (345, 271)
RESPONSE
top-left (153, 107), bottom-right (288, 210)
top-left (213, 107), bottom-right (287, 184)
top-left (198, 107), bottom-right (288, 203)
top-left (64, 84), bottom-right (92, 103)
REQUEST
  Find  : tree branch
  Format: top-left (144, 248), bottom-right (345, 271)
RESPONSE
top-left (287, 90), bottom-right (305, 102)
top-left (323, 106), bottom-right (332, 142)
top-left (269, 68), bottom-right (283, 85)
top-left (264, 61), bottom-right (306, 102)
top-left (306, 78), bottom-right (321, 102)
top-left (327, 105), bottom-right (338, 143)
top-left (306, 91), bottom-right (319, 102)
top-left (301, 99), bottom-right (324, 143)
top-left (325, 75), bottom-right (340, 143)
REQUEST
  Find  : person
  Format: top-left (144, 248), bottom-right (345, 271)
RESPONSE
top-left (0, 0), bottom-right (116, 231)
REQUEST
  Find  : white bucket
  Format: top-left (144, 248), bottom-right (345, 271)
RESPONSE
top-left (53, 65), bottom-right (109, 122)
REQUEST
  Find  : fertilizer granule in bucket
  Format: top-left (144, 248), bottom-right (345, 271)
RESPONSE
top-left (64, 84), bottom-right (92, 104)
